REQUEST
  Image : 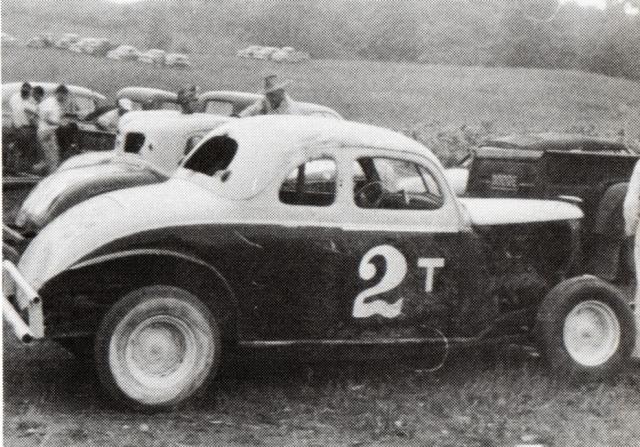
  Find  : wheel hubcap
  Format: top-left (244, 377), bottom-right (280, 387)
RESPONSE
top-left (563, 300), bottom-right (621, 367)
top-left (124, 316), bottom-right (197, 389)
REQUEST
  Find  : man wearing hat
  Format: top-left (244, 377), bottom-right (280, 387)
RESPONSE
top-left (239, 75), bottom-right (301, 117)
top-left (96, 98), bottom-right (134, 132)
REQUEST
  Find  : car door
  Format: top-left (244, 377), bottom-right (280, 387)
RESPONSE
top-left (239, 152), bottom-right (347, 341)
top-left (337, 148), bottom-right (489, 338)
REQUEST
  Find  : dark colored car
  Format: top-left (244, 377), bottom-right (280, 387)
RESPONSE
top-left (453, 133), bottom-right (639, 281)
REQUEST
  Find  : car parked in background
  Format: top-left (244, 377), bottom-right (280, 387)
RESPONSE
top-left (26, 35), bottom-right (53, 48)
top-left (447, 133), bottom-right (639, 281)
top-left (116, 87), bottom-right (180, 111)
top-left (138, 48), bottom-right (166, 65)
top-left (54, 33), bottom-right (80, 50)
top-left (198, 90), bottom-right (343, 119)
top-left (7, 111), bottom-right (231, 242)
top-left (3, 116), bottom-right (635, 411)
top-left (106, 45), bottom-right (141, 61)
top-left (165, 53), bottom-right (192, 68)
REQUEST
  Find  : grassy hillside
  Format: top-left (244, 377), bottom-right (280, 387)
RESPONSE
top-left (3, 44), bottom-right (639, 138)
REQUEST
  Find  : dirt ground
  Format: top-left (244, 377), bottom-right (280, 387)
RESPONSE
top-left (3, 329), bottom-right (640, 447)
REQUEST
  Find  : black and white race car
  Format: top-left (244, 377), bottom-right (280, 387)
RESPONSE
top-left (3, 116), bottom-right (636, 411)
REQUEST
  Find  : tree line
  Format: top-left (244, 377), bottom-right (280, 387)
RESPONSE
top-left (4, 0), bottom-right (640, 80)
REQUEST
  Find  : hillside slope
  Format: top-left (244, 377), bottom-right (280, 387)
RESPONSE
top-left (3, 44), bottom-right (639, 136)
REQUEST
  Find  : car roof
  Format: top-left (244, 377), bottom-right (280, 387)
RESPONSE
top-left (199, 90), bottom-right (261, 105)
top-left (183, 115), bottom-right (441, 200)
top-left (483, 133), bottom-right (628, 153)
top-left (116, 87), bottom-right (178, 102)
top-left (2, 82), bottom-right (106, 102)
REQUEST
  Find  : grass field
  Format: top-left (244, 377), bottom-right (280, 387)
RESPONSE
top-left (2, 41), bottom-right (640, 447)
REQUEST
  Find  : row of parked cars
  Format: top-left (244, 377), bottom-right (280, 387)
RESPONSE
top-left (2, 79), bottom-right (638, 412)
top-left (17, 32), bottom-right (192, 68)
top-left (236, 45), bottom-right (311, 63)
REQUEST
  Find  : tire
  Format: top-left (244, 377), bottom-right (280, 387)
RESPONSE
top-left (95, 286), bottom-right (221, 411)
top-left (536, 276), bottom-right (636, 380)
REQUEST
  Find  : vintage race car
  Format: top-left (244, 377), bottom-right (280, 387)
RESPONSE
top-left (447, 133), bottom-right (639, 281)
top-left (3, 116), bottom-right (635, 411)
top-left (9, 111), bottom-right (231, 238)
top-left (197, 90), bottom-right (343, 119)
top-left (116, 87), bottom-right (180, 111)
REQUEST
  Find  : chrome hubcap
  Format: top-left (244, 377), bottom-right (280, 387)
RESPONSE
top-left (563, 300), bottom-right (620, 367)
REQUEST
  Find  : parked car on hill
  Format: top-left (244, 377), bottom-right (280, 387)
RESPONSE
top-left (138, 49), bottom-right (166, 65)
top-left (106, 45), bottom-right (141, 61)
top-left (26, 35), bottom-right (53, 48)
top-left (2, 32), bottom-right (20, 47)
top-left (7, 111), bottom-right (231, 243)
top-left (447, 133), bottom-right (639, 281)
top-left (3, 116), bottom-right (635, 411)
top-left (54, 33), bottom-right (80, 50)
top-left (165, 53), bottom-right (192, 68)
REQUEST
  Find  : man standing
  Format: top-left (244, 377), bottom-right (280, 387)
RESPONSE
top-left (96, 98), bottom-right (133, 132)
top-left (238, 75), bottom-right (301, 117)
top-left (623, 159), bottom-right (640, 358)
top-left (8, 82), bottom-right (38, 171)
top-left (178, 84), bottom-right (199, 114)
top-left (36, 84), bottom-right (69, 174)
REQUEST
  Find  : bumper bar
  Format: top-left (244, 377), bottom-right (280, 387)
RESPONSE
top-left (2, 260), bottom-right (44, 343)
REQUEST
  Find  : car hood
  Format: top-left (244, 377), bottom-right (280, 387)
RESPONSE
top-left (16, 161), bottom-right (157, 229)
top-left (18, 178), bottom-right (232, 291)
top-left (459, 197), bottom-right (583, 226)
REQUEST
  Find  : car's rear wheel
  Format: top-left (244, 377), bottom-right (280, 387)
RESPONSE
top-left (95, 286), bottom-right (220, 411)
top-left (536, 276), bottom-right (635, 380)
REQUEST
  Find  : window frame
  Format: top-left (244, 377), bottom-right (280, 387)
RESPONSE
top-left (278, 156), bottom-right (339, 208)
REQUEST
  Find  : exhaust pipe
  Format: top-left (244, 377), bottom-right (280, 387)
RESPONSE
top-left (3, 295), bottom-right (34, 343)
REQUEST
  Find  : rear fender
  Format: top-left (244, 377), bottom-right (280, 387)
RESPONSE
top-left (40, 249), bottom-right (239, 340)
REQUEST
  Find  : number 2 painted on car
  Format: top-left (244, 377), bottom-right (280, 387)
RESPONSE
top-left (352, 245), bottom-right (445, 319)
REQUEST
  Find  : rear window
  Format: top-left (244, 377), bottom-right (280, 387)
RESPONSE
top-left (183, 135), bottom-right (237, 176)
top-left (124, 132), bottom-right (145, 154)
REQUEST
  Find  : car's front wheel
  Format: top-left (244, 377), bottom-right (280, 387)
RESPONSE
top-left (536, 276), bottom-right (636, 380)
top-left (95, 286), bottom-right (221, 411)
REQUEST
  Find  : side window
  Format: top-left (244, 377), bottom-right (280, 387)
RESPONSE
top-left (123, 132), bottom-right (146, 153)
top-left (353, 157), bottom-right (443, 210)
top-left (279, 158), bottom-right (337, 207)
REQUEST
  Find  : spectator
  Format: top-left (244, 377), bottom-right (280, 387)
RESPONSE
top-left (623, 159), bottom-right (640, 359)
top-left (238, 75), bottom-right (302, 117)
top-left (178, 84), bottom-right (199, 114)
top-left (96, 98), bottom-right (134, 132)
top-left (8, 82), bottom-right (38, 170)
top-left (35, 84), bottom-right (69, 174)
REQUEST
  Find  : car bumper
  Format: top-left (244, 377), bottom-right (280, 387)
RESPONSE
top-left (2, 260), bottom-right (44, 343)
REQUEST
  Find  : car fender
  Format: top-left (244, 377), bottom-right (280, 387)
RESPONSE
top-left (40, 248), bottom-right (239, 340)
top-left (592, 182), bottom-right (628, 239)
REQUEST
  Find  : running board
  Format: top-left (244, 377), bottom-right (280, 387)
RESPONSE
top-left (237, 335), bottom-right (523, 349)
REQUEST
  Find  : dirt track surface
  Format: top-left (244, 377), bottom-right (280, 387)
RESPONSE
top-left (3, 329), bottom-right (640, 447)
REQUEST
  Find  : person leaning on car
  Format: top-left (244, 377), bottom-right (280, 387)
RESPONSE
top-left (8, 82), bottom-right (39, 170)
top-left (96, 98), bottom-right (133, 132)
top-left (238, 75), bottom-right (302, 117)
top-left (623, 159), bottom-right (640, 359)
top-left (34, 84), bottom-right (69, 174)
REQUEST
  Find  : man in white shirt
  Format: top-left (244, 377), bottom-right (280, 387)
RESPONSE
top-left (96, 98), bottom-right (133, 132)
top-left (238, 75), bottom-right (302, 117)
top-left (8, 83), bottom-right (39, 171)
top-left (36, 84), bottom-right (69, 174)
top-left (623, 159), bottom-right (640, 358)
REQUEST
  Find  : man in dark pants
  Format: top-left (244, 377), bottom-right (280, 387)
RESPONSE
top-left (8, 82), bottom-right (38, 172)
